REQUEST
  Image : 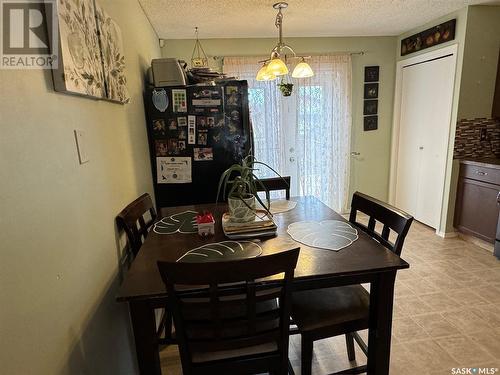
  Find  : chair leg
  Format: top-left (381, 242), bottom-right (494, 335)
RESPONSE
top-left (301, 336), bottom-right (313, 375)
top-left (345, 333), bottom-right (356, 361)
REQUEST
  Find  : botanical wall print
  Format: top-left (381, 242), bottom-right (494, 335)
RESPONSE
top-left (53, 0), bottom-right (105, 98)
top-left (51, 0), bottom-right (129, 103)
top-left (95, 2), bottom-right (130, 103)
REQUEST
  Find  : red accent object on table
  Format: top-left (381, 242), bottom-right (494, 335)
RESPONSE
top-left (196, 211), bottom-right (215, 237)
top-left (196, 211), bottom-right (214, 224)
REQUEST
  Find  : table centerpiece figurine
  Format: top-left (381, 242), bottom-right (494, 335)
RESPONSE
top-left (196, 211), bottom-right (215, 237)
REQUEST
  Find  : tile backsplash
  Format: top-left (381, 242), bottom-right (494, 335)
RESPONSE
top-left (453, 118), bottom-right (500, 159)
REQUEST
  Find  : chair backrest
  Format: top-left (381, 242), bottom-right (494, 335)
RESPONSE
top-left (157, 248), bottom-right (299, 373)
top-left (349, 192), bottom-right (413, 256)
top-left (256, 176), bottom-right (291, 200)
top-left (116, 193), bottom-right (157, 257)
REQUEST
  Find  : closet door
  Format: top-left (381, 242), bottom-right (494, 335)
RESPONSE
top-left (395, 54), bottom-right (455, 228)
top-left (395, 62), bottom-right (426, 217)
top-left (414, 55), bottom-right (456, 228)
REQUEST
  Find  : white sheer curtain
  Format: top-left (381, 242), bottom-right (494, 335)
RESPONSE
top-left (224, 55), bottom-right (352, 212)
top-left (294, 55), bottom-right (352, 213)
top-left (223, 56), bottom-right (286, 179)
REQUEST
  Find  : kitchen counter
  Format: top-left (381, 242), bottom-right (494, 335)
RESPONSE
top-left (460, 157), bottom-right (500, 170)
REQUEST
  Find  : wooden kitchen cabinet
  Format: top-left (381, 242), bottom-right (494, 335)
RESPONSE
top-left (454, 161), bottom-right (500, 243)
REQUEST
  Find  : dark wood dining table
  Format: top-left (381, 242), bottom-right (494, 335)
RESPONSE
top-left (117, 196), bottom-right (409, 375)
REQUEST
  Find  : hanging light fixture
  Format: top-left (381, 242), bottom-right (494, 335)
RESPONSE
top-left (256, 2), bottom-right (314, 81)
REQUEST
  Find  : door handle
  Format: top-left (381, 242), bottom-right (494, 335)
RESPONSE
top-left (289, 157), bottom-right (295, 162)
top-left (476, 170), bottom-right (488, 176)
top-left (351, 152), bottom-right (360, 156)
top-left (419, 146), bottom-right (424, 150)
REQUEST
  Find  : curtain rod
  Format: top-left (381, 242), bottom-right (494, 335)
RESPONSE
top-left (212, 51), bottom-right (365, 60)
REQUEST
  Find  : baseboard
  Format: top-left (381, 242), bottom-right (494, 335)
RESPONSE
top-left (436, 230), bottom-right (458, 238)
top-left (457, 232), bottom-right (494, 253)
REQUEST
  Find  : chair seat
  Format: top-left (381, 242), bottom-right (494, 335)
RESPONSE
top-left (291, 285), bottom-right (370, 336)
top-left (192, 342), bottom-right (278, 363)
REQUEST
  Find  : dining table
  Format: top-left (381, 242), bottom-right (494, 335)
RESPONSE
top-left (116, 195), bottom-right (409, 375)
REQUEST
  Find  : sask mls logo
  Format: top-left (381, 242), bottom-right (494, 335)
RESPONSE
top-left (1, 0), bottom-right (58, 69)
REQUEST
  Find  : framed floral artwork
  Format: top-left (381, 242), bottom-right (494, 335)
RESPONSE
top-left (51, 0), bottom-right (129, 103)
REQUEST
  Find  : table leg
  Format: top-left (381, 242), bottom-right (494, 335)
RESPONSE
top-left (367, 271), bottom-right (396, 375)
top-left (129, 301), bottom-right (161, 375)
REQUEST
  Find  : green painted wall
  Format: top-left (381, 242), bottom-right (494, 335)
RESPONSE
top-left (458, 6), bottom-right (500, 119)
top-left (161, 36), bottom-right (397, 202)
top-left (0, 0), bottom-right (160, 373)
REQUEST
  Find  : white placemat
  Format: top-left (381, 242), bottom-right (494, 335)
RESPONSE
top-left (177, 240), bottom-right (263, 262)
top-left (287, 220), bottom-right (358, 251)
top-left (153, 210), bottom-right (198, 234)
top-left (257, 199), bottom-right (297, 214)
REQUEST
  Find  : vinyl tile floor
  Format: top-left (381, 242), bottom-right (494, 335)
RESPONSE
top-left (159, 220), bottom-right (500, 374)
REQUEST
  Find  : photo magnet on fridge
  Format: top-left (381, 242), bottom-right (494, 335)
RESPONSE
top-left (155, 140), bottom-right (168, 156)
top-left (188, 115), bottom-right (196, 145)
top-left (197, 130), bottom-right (208, 146)
top-left (194, 148), bottom-right (213, 161)
top-left (167, 139), bottom-right (179, 155)
top-left (168, 118), bottom-right (177, 130)
top-left (172, 89), bottom-right (187, 113)
top-left (152, 119), bottom-right (167, 137)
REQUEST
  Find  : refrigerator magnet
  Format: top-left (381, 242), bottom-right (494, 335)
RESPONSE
top-left (157, 157), bottom-right (192, 184)
top-left (188, 115), bottom-right (196, 145)
top-left (152, 89), bottom-right (169, 112)
top-left (172, 89), bottom-right (187, 113)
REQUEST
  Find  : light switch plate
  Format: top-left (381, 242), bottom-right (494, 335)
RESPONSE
top-left (74, 129), bottom-right (89, 164)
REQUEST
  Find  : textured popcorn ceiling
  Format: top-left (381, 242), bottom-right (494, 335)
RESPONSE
top-left (139, 0), bottom-right (498, 39)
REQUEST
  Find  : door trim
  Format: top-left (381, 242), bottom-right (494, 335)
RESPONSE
top-left (389, 44), bottom-right (458, 231)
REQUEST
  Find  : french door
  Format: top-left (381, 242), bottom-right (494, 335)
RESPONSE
top-left (226, 55), bottom-right (352, 212)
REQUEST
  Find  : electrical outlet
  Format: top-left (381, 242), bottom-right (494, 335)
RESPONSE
top-left (74, 129), bottom-right (89, 164)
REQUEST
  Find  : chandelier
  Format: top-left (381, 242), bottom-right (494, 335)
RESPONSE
top-left (256, 2), bottom-right (314, 81)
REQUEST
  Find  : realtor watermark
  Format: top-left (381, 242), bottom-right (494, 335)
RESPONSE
top-left (1, 0), bottom-right (58, 69)
top-left (451, 368), bottom-right (499, 374)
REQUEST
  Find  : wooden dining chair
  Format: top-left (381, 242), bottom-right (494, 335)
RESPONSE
top-left (116, 193), bottom-right (172, 344)
top-left (157, 248), bottom-right (300, 375)
top-left (290, 192), bottom-right (413, 375)
top-left (116, 193), bottom-right (157, 258)
top-left (256, 176), bottom-right (291, 200)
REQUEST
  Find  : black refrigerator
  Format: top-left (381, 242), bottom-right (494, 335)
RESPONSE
top-left (144, 80), bottom-right (253, 208)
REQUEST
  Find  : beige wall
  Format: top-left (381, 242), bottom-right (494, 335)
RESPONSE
top-left (458, 6), bottom-right (500, 119)
top-left (0, 1), bottom-right (160, 374)
top-left (162, 37), bottom-right (397, 201)
top-left (395, 8), bottom-right (469, 235)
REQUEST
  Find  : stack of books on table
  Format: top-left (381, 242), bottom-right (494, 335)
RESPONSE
top-left (222, 210), bottom-right (277, 239)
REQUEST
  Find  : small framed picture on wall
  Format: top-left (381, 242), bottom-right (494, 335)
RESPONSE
top-left (364, 83), bottom-right (379, 99)
top-left (364, 116), bottom-right (378, 131)
top-left (363, 100), bottom-right (378, 115)
top-left (364, 66), bottom-right (379, 82)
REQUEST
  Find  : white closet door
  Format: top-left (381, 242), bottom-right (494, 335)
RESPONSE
top-left (395, 63), bottom-right (426, 217)
top-left (414, 55), bottom-right (455, 227)
top-left (395, 54), bottom-right (455, 228)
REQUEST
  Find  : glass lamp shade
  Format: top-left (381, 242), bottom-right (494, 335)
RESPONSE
top-left (292, 61), bottom-right (314, 78)
top-left (256, 64), bottom-right (277, 81)
top-left (267, 58), bottom-right (289, 76)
